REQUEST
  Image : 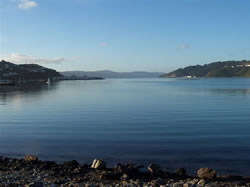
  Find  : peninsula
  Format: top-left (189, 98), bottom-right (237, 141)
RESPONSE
top-left (0, 60), bottom-right (104, 82)
top-left (160, 60), bottom-right (250, 78)
top-left (0, 60), bottom-right (63, 81)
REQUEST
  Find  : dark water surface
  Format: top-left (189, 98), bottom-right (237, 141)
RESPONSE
top-left (1, 78), bottom-right (250, 175)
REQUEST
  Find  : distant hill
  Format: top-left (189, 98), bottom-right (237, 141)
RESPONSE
top-left (61, 70), bottom-right (164, 79)
top-left (0, 60), bottom-right (63, 80)
top-left (160, 60), bottom-right (250, 78)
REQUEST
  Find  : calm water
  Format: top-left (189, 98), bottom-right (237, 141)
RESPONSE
top-left (1, 78), bottom-right (250, 175)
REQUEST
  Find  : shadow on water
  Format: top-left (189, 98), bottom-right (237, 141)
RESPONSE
top-left (0, 81), bottom-right (59, 105)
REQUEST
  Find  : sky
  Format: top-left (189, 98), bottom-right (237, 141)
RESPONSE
top-left (0, 0), bottom-right (250, 72)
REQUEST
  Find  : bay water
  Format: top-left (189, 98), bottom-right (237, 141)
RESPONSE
top-left (1, 78), bottom-right (250, 175)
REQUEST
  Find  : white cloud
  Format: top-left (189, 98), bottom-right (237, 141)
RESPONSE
top-left (1, 53), bottom-right (64, 64)
top-left (18, 0), bottom-right (37, 10)
top-left (100, 42), bottom-right (108, 47)
top-left (178, 44), bottom-right (190, 49)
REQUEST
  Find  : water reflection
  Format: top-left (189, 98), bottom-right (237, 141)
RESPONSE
top-left (0, 81), bottom-right (59, 105)
top-left (206, 88), bottom-right (250, 96)
top-left (1, 78), bottom-right (250, 175)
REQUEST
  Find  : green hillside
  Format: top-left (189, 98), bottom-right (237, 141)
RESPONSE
top-left (0, 60), bottom-right (63, 81)
top-left (161, 60), bottom-right (250, 78)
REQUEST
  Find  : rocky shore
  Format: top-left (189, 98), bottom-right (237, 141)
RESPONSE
top-left (0, 155), bottom-right (250, 187)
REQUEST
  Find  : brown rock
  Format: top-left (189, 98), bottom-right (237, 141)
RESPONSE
top-left (24, 155), bottom-right (38, 162)
top-left (99, 171), bottom-right (118, 180)
top-left (197, 168), bottom-right (216, 180)
top-left (197, 179), bottom-right (206, 186)
top-left (121, 174), bottom-right (129, 181)
top-left (114, 163), bottom-right (124, 173)
top-left (25, 182), bottom-right (43, 187)
top-left (147, 163), bottom-right (163, 176)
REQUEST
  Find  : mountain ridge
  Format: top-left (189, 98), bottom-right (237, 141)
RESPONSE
top-left (160, 60), bottom-right (250, 78)
top-left (61, 70), bottom-right (164, 79)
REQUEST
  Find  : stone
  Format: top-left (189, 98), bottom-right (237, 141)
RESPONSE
top-left (39, 161), bottom-right (56, 170)
top-left (72, 167), bottom-right (81, 174)
top-left (222, 174), bottom-right (243, 181)
top-left (91, 159), bottom-right (106, 169)
top-left (197, 168), bottom-right (216, 180)
top-left (173, 182), bottom-right (184, 187)
top-left (25, 182), bottom-right (43, 187)
top-left (121, 174), bottom-right (129, 181)
top-left (148, 163), bottom-right (163, 176)
top-left (205, 184), bottom-right (212, 187)
top-left (176, 168), bottom-right (187, 176)
top-left (85, 183), bottom-right (94, 187)
top-left (189, 179), bottom-right (199, 185)
top-left (114, 163), bottom-right (139, 177)
top-left (183, 184), bottom-right (194, 187)
top-left (136, 164), bottom-right (144, 169)
top-left (63, 160), bottom-right (79, 167)
top-left (98, 171), bottom-right (118, 180)
top-left (24, 155), bottom-right (38, 162)
top-left (114, 163), bottom-right (124, 173)
top-left (197, 179), bottom-right (206, 186)
top-left (154, 177), bottom-right (165, 185)
top-left (81, 163), bottom-right (90, 169)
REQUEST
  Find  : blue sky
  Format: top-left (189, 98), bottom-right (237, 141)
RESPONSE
top-left (1, 0), bottom-right (250, 72)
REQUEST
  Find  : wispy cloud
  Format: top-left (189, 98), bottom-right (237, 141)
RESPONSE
top-left (18, 0), bottom-right (37, 10)
top-left (1, 53), bottom-right (64, 64)
top-left (178, 44), bottom-right (190, 49)
top-left (100, 42), bottom-right (108, 47)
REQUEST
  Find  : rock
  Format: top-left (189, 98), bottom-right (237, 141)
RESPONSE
top-left (39, 161), bottom-right (56, 170)
top-left (183, 184), bottom-right (194, 187)
top-left (197, 179), bottom-right (206, 186)
top-left (24, 155), bottom-right (38, 162)
top-left (148, 163), bottom-right (163, 176)
top-left (63, 160), bottom-right (79, 167)
top-left (72, 167), bottom-right (81, 174)
top-left (114, 163), bottom-right (124, 173)
top-left (63, 160), bottom-right (80, 171)
top-left (136, 164), bottom-right (144, 169)
top-left (121, 174), bottom-right (129, 181)
top-left (176, 168), bottom-right (186, 176)
top-left (91, 159), bottom-right (106, 169)
top-left (154, 177), bottom-right (165, 185)
top-left (25, 182), bottom-right (43, 187)
top-left (205, 184), bottom-right (212, 187)
top-left (126, 163), bottom-right (135, 170)
top-left (191, 178), bottom-right (199, 184)
top-left (85, 183), bottom-right (94, 187)
top-left (98, 171), bottom-right (118, 180)
top-left (114, 163), bottom-right (139, 177)
top-left (197, 168), bottom-right (216, 180)
top-left (81, 163), bottom-right (90, 169)
top-left (173, 182), bottom-right (184, 187)
top-left (222, 174), bottom-right (243, 181)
